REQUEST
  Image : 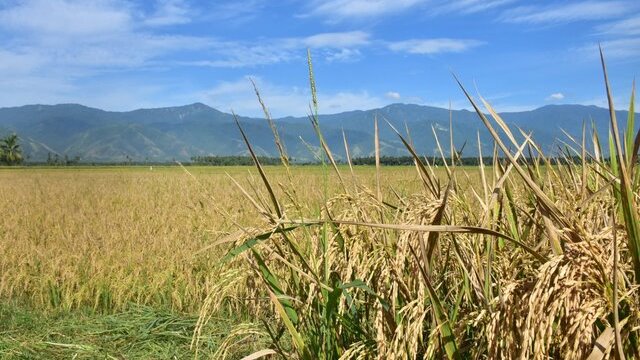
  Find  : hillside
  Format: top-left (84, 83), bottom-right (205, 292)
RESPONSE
top-left (0, 102), bottom-right (636, 162)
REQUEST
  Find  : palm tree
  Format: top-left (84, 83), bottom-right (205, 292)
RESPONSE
top-left (0, 134), bottom-right (23, 165)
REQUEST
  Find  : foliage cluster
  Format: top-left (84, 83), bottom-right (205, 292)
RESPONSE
top-left (190, 155), bottom-right (282, 166)
top-left (0, 134), bottom-right (23, 165)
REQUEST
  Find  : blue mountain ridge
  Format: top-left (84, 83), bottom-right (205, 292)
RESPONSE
top-left (0, 102), bottom-right (636, 162)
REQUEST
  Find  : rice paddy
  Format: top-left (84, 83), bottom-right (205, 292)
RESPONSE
top-left (1, 53), bottom-right (639, 359)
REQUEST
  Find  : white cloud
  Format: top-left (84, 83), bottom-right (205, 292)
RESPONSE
top-left (306, 0), bottom-right (425, 19)
top-left (0, 0), bottom-right (218, 109)
top-left (321, 91), bottom-right (388, 113)
top-left (144, 0), bottom-right (192, 26)
top-left (0, 1), bottom-right (372, 75)
top-left (602, 37), bottom-right (640, 59)
top-left (546, 93), bottom-right (565, 101)
top-left (183, 31), bottom-right (371, 68)
top-left (0, 49), bottom-right (44, 74)
top-left (597, 15), bottom-right (640, 35)
top-left (301, 31), bottom-right (370, 48)
top-left (206, 0), bottom-right (266, 23)
top-left (433, 0), bottom-right (514, 15)
top-left (0, 0), bottom-right (212, 71)
top-left (199, 76), bottom-right (389, 117)
top-left (385, 91), bottom-right (401, 100)
top-left (389, 38), bottom-right (484, 54)
top-left (304, 0), bottom-right (515, 19)
top-left (0, 0), bottom-right (132, 36)
top-left (579, 38), bottom-right (640, 60)
top-left (184, 42), bottom-right (294, 68)
top-left (501, 1), bottom-right (630, 24)
top-left (324, 48), bottom-right (362, 63)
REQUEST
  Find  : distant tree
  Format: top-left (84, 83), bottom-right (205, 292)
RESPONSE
top-left (190, 155), bottom-right (281, 166)
top-left (0, 134), bottom-right (23, 165)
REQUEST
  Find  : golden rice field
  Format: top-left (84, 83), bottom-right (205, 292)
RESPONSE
top-left (0, 165), bottom-right (434, 358)
top-left (0, 166), bottom-right (423, 314)
top-left (1, 56), bottom-right (639, 359)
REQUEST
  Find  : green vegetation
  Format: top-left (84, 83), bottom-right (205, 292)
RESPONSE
top-left (0, 302), bottom-right (265, 359)
top-left (191, 155), bottom-right (283, 166)
top-left (0, 134), bottom-right (23, 165)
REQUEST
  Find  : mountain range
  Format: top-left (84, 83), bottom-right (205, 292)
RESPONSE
top-left (0, 102), bottom-right (637, 163)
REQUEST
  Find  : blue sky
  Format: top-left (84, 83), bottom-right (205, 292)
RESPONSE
top-left (0, 0), bottom-right (638, 117)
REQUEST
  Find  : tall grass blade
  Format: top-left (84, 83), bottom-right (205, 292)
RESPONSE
top-left (384, 118), bottom-right (440, 197)
top-left (251, 78), bottom-right (289, 167)
top-left (611, 210), bottom-right (626, 360)
top-left (600, 46), bottom-right (640, 281)
top-left (234, 114), bottom-right (283, 220)
top-left (375, 115), bottom-right (382, 203)
top-left (284, 219), bottom-right (547, 261)
top-left (221, 225), bottom-right (302, 263)
top-left (267, 288), bottom-right (308, 357)
top-left (408, 245), bottom-right (460, 360)
top-left (342, 129), bottom-right (357, 189)
top-left (253, 250), bottom-right (299, 326)
top-left (453, 74), bottom-right (578, 242)
top-left (625, 80), bottom-right (635, 165)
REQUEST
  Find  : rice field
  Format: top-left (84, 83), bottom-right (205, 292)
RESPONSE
top-left (0, 165), bottom-right (427, 358)
top-left (0, 166), bottom-right (422, 313)
top-left (1, 54), bottom-right (639, 359)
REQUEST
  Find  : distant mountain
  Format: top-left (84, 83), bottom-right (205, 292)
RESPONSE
top-left (0, 102), bottom-right (637, 162)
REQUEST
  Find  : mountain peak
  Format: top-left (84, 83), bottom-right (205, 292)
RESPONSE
top-left (190, 102), bottom-right (209, 108)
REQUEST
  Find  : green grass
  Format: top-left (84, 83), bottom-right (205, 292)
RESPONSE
top-left (0, 302), bottom-right (266, 359)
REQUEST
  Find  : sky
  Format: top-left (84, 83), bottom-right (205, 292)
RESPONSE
top-left (0, 0), bottom-right (638, 117)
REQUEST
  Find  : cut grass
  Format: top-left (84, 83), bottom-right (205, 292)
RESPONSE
top-left (0, 301), bottom-right (268, 359)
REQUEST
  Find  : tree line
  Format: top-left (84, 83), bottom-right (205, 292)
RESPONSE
top-left (190, 155), bottom-right (282, 166)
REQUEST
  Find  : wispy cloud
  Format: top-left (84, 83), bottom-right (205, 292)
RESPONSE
top-left (205, 0), bottom-right (266, 23)
top-left (596, 15), bottom-right (640, 35)
top-left (0, 0), bottom-right (211, 71)
top-left (433, 0), bottom-right (514, 15)
top-left (385, 91), bottom-right (401, 100)
top-left (184, 31), bottom-right (370, 68)
top-left (304, 0), bottom-right (425, 19)
top-left (388, 38), bottom-right (484, 54)
top-left (301, 31), bottom-right (370, 47)
top-left (546, 92), bottom-right (565, 101)
top-left (600, 37), bottom-right (640, 59)
top-left (304, 0), bottom-right (511, 20)
top-left (578, 37), bottom-right (640, 60)
top-left (144, 0), bottom-right (193, 27)
top-left (0, 0), bottom-right (133, 36)
top-left (324, 48), bottom-right (362, 63)
top-left (0, 1), bottom-right (372, 74)
top-left (501, 1), bottom-right (630, 24)
top-left (199, 76), bottom-right (389, 117)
